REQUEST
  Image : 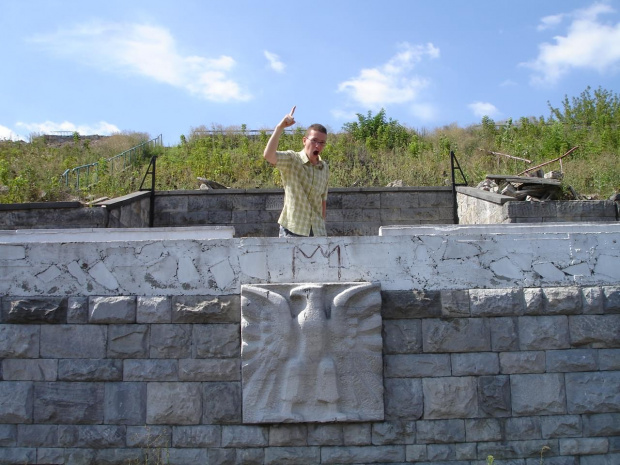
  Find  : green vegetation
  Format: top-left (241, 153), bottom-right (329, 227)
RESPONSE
top-left (1, 86), bottom-right (618, 204)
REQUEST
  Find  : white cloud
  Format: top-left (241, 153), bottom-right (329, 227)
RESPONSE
top-left (537, 13), bottom-right (565, 31)
top-left (264, 51), bottom-right (285, 73)
top-left (337, 42), bottom-right (440, 108)
top-left (523, 2), bottom-right (620, 85)
top-left (0, 125), bottom-right (26, 141)
top-left (468, 101), bottom-right (501, 118)
top-left (30, 22), bottom-right (252, 102)
top-left (15, 120), bottom-right (121, 136)
top-left (411, 103), bottom-right (440, 122)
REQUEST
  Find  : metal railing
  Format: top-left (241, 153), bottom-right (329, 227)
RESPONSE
top-left (61, 134), bottom-right (163, 190)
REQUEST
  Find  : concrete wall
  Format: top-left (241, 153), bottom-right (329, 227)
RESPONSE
top-left (457, 186), bottom-right (619, 224)
top-left (1, 224), bottom-right (619, 464)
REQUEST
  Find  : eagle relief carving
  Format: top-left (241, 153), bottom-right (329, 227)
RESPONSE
top-left (241, 282), bottom-right (384, 423)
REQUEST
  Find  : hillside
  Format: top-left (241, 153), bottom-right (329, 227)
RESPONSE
top-left (1, 87), bottom-right (618, 204)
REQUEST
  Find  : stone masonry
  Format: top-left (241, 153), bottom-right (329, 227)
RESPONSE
top-left (0, 285), bottom-right (619, 464)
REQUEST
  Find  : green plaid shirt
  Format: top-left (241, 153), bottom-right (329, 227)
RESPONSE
top-left (276, 150), bottom-right (329, 236)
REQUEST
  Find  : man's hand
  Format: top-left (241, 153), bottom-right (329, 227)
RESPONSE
top-left (278, 106), bottom-right (296, 130)
top-left (264, 106), bottom-right (296, 165)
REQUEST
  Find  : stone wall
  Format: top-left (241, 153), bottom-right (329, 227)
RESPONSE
top-left (457, 186), bottom-right (619, 224)
top-left (0, 187), bottom-right (455, 236)
top-left (1, 225), bottom-right (619, 464)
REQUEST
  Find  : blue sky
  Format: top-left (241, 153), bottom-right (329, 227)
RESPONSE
top-left (1, 0), bottom-right (619, 144)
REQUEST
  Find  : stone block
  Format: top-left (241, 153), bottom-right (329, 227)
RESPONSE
top-left (600, 349), bottom-right (620, 370)
top-left (146, 382), bottom-right (202, 425)
top-left (542, 287), bottom-right (583, 314)
top-left (34, 382), bottom-right (104, 424)
top-left (343, 423), bottom-right (371, 446)
top-left (477, 375), bottom-right (511, 417)
top-left (560, 438), bottom-right (609, 455)
top-left (58, 359), bottom-right (122, 382)
top-left (440, 289), bottom-right (470, 317)
top-left (384, 378), bottom-right (423, 420)
top-left (566, 372), bottom-right (620, 414)
top-left (569, 315), bottom-right (620, 348)
top-left (406, 444), bottom-right (427, 462)
top-left (456, 442), bottom-right (477, 460)
top-left (0, 381), bottom-right (33, 423)
top-left (108, 324), bottom-right (149, 358)
top-left (67, 296), bottom-right (89, 324)
top-left (0, 448), bottom-right (36, 464)
top-left (2, 359), bottom-right (57, 381)
top-left (268, 424), bottom-right (308, 447)
top-left (58, 425), bottom-right (125, 447)
top-left (178, 359), bottom-right (239, 382)
top-left (342, 193), bottom-right (381, 209)
top-left (172, 295), bottom-right (240, 323)
top-left (221, 425), bottom-right (268, 447)
top-left (381, 191), bottom-right (420, 208)
top-left (320, 445), bottom-right (405, 464)
top-left (499, 351), bottom-right (546, 374)
top-left (582, 413), bottom-right (620, 436)
top-left (202, 382), bottom-right (241, 424)
top-left (384, 354), bottom-right (451, 378)
top-left (546, 349), bottom-right (598, 372)
top-left (518, 316), bottom-right (569, 350)
top-left (36, 447), bottom-right (65, 464)
top-left (89, 296), bottom-right (136, 323)
top-left (451, 352), bottom-right (499, 376)
top-left (490, 317), bottom-right (519, 351)
top-left (540, 415), bottom-right (582, 438)
top-left (603, 286), bottom-right (620, 312)
top-left (0, 325), bottom-right (39, 358)
top-left (137, 296), bottom-right (171, 323)
top-left (416, 419), bottom-right (465, 444)
top-left (423, 318), bottom-right (491, 352)
top-left (2, 297), bottom-right (67, 323)
top-left (381, 289), bottom-right (441, 319)
top-left (371, 421), bottom-right (415, 445)
top-left (427, 443), bottom-right (456, 461)
top-left (172, 425), bottom-right (219, 447)
top-left (104, 382), bottom-right (146, 425)
top-left (149, 324), bottom-right (192, 358)
top-left (40, 325), bottom-right (107, 358)
top-left (505, 416), bottom-right (541, 440)
top-left (193, 324), bottom-right (240, 358)
top-left (423, 376), bottom-right (478, 419)
top-left (465, 418), bottom-right (502, 442)
top-left (126, 425), bottom-right (171, 448)
top-left (264, 446), bottom-right (321, 464)
top-left (123, 359), bottom-right (178, 382)
top-left (383, 319), bottom-right (422, 354)
top-left (582, 287), bottom-right (604, 314)
top-left (511, 373), bottom-right (566, 415)
top-left (0, 424), bottom-right (17, 446)
top-left (469, 288), bottom-right (524, 316)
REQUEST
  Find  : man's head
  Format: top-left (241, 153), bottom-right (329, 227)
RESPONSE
top-left (303, 124), bottom-right (328, 165)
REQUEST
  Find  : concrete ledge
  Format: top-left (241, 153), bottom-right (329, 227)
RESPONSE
top-left (456, 186), bottom-right (513, 205)
top-left (0, 225), bottom-right (235, 243)
top-left (379, 222), bottom-right (620, 236)
top-left (0, 201), bottom-right (83, 211)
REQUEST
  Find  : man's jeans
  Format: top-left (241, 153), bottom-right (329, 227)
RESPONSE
top-left (279, 225), bottom-right (314, 237)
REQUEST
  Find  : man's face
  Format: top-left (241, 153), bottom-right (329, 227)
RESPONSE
top-left (303, 129), bottom-right (327, 165)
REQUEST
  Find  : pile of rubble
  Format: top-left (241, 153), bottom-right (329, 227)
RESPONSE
top-left (477, 170), bottom-right (566, 201)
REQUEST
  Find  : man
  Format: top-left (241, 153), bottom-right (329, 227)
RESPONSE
top-left (263, 106), bottom-right (329, 237)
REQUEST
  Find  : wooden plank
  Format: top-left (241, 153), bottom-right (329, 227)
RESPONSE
top-left (485, 175), bottom-right (562, 186)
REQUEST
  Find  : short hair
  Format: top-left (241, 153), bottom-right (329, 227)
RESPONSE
top-left (306, 124), bottom-right (327, 136)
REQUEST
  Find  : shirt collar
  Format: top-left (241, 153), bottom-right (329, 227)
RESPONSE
top-left (299, 150), bottom-right (324, 169)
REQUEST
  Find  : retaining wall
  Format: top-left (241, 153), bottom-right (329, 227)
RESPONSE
top-left (456, 186), bottom-right (619, 224)
top-left (1, 224), bottom-right (619, 464)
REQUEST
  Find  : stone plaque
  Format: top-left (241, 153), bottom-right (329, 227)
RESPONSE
top-left (241, 282), bottom-right (384, 423)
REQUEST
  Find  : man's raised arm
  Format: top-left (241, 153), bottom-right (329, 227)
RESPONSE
top-left (263, 106), bottom-right (296, 166)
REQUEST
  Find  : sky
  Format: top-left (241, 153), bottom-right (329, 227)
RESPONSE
top-left (1, 0), bottom-right (619, 144)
